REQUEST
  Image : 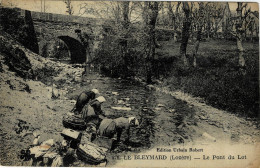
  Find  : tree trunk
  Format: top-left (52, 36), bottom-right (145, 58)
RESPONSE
top-left (192, 3), bottom-right (204, 67)
top-left (250, 28), bottom-right (253, 42)
top-left (214, 21), bottom-right (218, 39)
top-left (174, 2), bottom-right (181, 42)
top-left (142, 2), bottom-right (149, 25)
top-left (180, 2), bottom-right (191, 66)
top-left (236, 2), bottom-right (245, 67)
top-left (223, 3), bottom-right (231, 40)
top-left (192, 31), bottom-right (201, 67)
top-left (168, 2), bottom-right (176, 41)
top-left (168, 2), bottom-right (181, 42)
top-left (237, 34), bottom-right (245, 67)
top-left (167, 2), bottom-right (174, 27)
top-left (145, 2), bottom-right (159, 83)
top-left (206, 15), bottom-right (211, 39)
top-left (121, 1), bottom-right (130, 78)
top-left (77, 32), bottom-right (91, 75)
top-left (250, 22), bottom-right (254, 42)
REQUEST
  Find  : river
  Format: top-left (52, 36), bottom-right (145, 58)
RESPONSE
top-left (65, 72), bottom-right (196, 166)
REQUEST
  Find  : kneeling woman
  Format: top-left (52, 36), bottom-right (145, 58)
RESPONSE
top-left (98, 116), bottom-right (139, 143)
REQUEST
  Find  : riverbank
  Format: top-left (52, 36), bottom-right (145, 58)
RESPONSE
top-left (1, 56), bottom-right (259, 166)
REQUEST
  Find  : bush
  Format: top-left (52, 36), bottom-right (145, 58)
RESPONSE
top-left (93, 24), bottom-right (148, 78)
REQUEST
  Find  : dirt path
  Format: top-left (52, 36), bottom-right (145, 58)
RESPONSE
top-left (162, 89), bottom-right (260, 144)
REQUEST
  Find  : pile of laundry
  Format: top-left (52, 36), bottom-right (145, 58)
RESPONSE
top-left (19, 127), bottom-right (110, 166)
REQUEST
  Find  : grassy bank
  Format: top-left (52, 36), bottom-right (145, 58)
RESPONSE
top-left (159, 40), bottom-right (259, 118)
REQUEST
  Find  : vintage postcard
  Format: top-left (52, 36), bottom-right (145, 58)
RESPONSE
top-left (0, 0), bottom-right (259, 167)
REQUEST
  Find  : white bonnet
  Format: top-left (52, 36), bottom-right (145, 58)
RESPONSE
top-left (91, 89), bottom-right (99, 94)
top-left (96, 96), bottom-right (106, 103)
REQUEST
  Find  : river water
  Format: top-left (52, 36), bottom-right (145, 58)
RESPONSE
top-left (67, 72), bottom-right (196, 158)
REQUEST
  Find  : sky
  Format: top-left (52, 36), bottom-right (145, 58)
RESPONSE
top-left (0, 0), bottom-right (259, 18)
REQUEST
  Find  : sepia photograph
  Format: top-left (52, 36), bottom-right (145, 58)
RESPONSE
top-left (0, 0), bottom-right (259, 167)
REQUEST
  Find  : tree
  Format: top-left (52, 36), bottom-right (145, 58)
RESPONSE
top-left (191, 2), bottom-right (205, 67)
top-left (167, 2), bottom-right (181, 41)
top-left (167, 2), bottom-right (175, 27)
top-left (211, 3), bottom-right (224, 38)
top-left (64, 0), bottom-right (73, 15)
top-left (235, 2), bottom-right (245, 67)
top-left (142, 2), bottom-right (159, 83)
top-left (229, 2), bottom-right (251, 67)
top-left (121, 2), bottom-right (130, 78)
top-left (243, 10), bottom-right (258, 42)
top-left (77, 2), bottom-right (134, 77)
top-left (76, 31), bottom-right (93, 74)
top-left (228, 2), bottom-right (256, 67)
top-left (179, 2), bottom-right (192, 66)
top-left (222, 2), bottom-right (231, 40)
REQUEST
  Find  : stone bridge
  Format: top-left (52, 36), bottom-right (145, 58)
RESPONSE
top-left (23, 10), bottom-right (105, 64)
top-left (34, 20), bottom-right (94, 64)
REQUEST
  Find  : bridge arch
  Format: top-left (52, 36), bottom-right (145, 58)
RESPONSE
top-left (58, 36), bottom-right (86, 64)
